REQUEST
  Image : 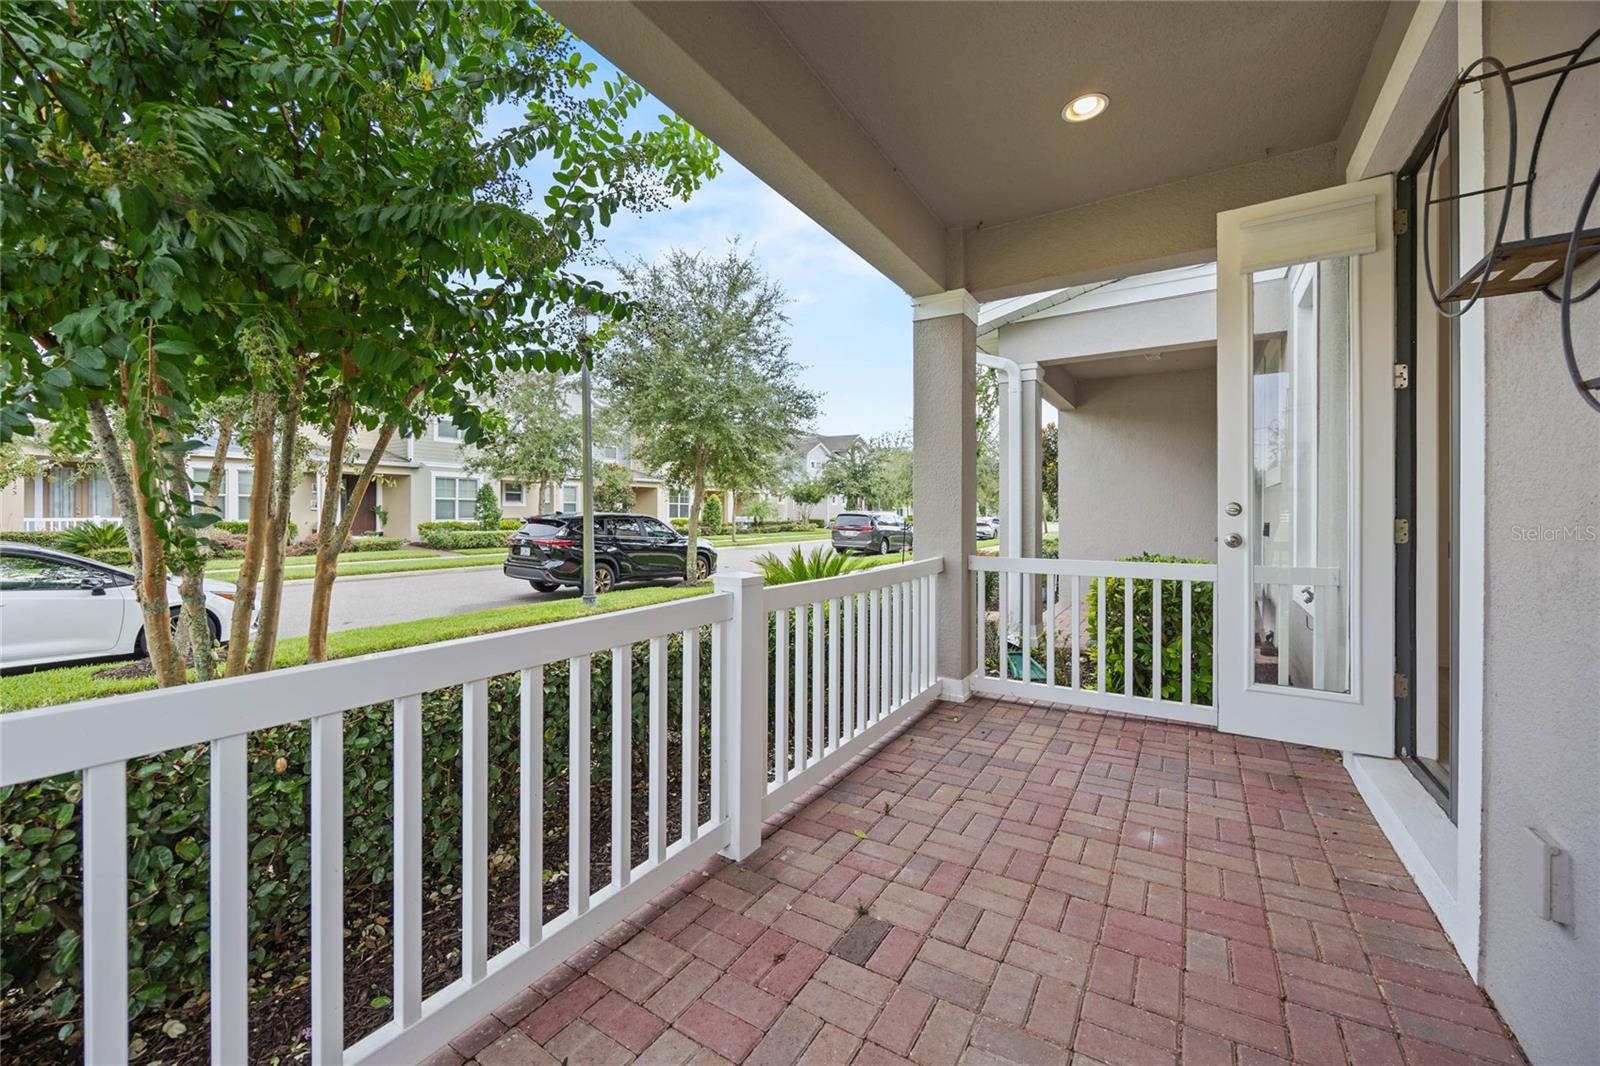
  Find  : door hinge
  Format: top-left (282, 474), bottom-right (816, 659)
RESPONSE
top-left (1394, 208), bottom-right (1410, 236)
top-left (1393, 363), bottom-right (1410, 389)
top-left (1394, 518), bottom-right (1411, 544)
top-left (1394, 672), bottom-right (1410, 699)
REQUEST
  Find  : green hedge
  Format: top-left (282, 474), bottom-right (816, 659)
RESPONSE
top-left (1085, 553), bottom-right (1214, 706)
top-left (87, 548), bottom-right (133, 567)
top-left (416, 520), bottom-right (476, 534)
top-left (421, 529), bottom-right (509, 550)
top-left (345, 535), bottom-right (403, 552)
top-left (210, 519), bottom-right (299, 541)
top-left (0, 531), bottom-right (66, 548)
top-left (1, 634), bottom-right (714, 1047)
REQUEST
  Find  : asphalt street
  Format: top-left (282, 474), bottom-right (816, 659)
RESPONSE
top-left (271, 540), bottom-right (860, 637)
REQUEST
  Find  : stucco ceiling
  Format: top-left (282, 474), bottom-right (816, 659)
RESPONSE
top-left (758, 1), bottom-right (1388, 229)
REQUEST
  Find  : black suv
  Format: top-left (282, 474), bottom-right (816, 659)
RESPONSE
top-left (505, 513), bottom-right (718, 594)
top-left (830, 511), bottom-right (912, 555)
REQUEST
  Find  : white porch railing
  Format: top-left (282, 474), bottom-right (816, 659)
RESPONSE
top-left (0, 556), bottom-right (943, 1065)
top-left (21, 515), bottom-right (116, 531)
top-left (969, 555), bottom-right (1217, 726)
top-left (759, 557), bottom-right (942, 820)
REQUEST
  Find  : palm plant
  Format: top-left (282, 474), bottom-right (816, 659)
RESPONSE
top-left (753, 544), bottom-right (865, 585)
top-left (56, 521), bottom-right (128, 555)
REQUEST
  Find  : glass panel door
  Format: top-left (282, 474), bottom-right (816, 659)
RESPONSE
top-left (1250, 257), bottom-right (1354, 695)
top-left (1216, 175), bottom-right (1395, 755)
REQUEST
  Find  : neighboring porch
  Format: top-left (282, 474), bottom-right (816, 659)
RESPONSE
top-left (434, 696), bottom-right (1523, 1066)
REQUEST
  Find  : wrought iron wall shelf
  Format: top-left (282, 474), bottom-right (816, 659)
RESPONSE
top-left (1421, 31), bottom-right (1599, 311)
top-left (1419, 27), bottom-right (1600, 412)
top-left (1439, 227), bottom-right (1600, 302)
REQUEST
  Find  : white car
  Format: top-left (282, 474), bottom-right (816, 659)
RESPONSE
top-left (975, 516), bottom-right (1001, 540)
top-left (0, 545), bottom-right (240, 671)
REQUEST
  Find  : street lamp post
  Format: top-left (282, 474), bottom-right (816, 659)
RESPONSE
top-left (580, 324), bottom-right (597, 607)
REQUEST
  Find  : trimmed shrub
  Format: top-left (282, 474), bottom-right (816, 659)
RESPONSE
top-left (346, 536), bottom-right (403, 552)
top-left (0, 530), bottom-right (67, 548)
top-left (210, 519), bottom-right (298, 541)
top-left (421, 529), bottom-right (509, 550)
top-left (1085, 553), bottom-right (1214, 706)
top-left (416, 520), bottom-right (477, 535)
top-left (699, 493), bottom-right (722, 535)
top-left (474, 483), bottom-right (502, 531)
top-left (500, 518), bottom-right (523, 530)
top-left (670, 517), bottom-right (689, 532)
top-left (87, 547), bottom-right (133, 567)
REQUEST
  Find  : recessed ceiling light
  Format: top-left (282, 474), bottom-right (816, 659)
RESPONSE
top-left (1062, 92), bottom-right (1108, 123)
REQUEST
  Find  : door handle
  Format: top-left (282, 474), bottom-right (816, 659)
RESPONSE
top-left (1224, 533), bottom-right (1245, 549)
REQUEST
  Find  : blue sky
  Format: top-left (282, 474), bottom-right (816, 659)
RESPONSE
top-left (488, 44), bottom-right (915, 439)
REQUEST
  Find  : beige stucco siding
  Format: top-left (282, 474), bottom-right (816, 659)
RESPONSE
top-left (1477, 3), bottom-right (1600, 1061)
top-left (1057, 367), bottom-right (1218, 563)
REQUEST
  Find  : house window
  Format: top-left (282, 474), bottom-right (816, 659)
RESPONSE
top-left (595, 440), bottom-right (631, 464)
top-left (47, 471), bottom-right (73, 518)
top-left (434, 476), bottom-right (479, 520)
top-left (560, 485), bottom-right (579, 513)
top-left (434, 416), bottom-right (465, 442)
top-left (502, 481), bottom-right (525, 506)
top-left (88, 473), bottom-right (115, 517)
top-left (668, 488), bottom-right (691, 520)
top-left (235, 469), bottom-right (254, 523)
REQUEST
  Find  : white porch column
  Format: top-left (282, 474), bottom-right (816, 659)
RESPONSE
top-left (1017, 368), bottom-right (1043, 559)
top-left (913, 289), bottom-right (978, 696)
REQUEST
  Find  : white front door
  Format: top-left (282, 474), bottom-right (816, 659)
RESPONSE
top-left (1215, 175), bottom-right (1395, 754)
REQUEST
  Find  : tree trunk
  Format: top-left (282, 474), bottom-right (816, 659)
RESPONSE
top-left (305, 397), bottom-right (353, 663)
top-left (684, 456), bottom-right (706, 584)
top-left (125, 437), bottom-right (184, 686)
top-left (306, 406), bottom-right (409, 661)
top-left (225, 387), bottom-right (279, 675)
top-left (174, 417), bottom-right (234, 682)
top-left (85, 399), bottom-right (142, 576)
top-left (249, 373), bottom-right (305, 673)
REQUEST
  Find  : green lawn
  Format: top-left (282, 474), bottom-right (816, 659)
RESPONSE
top-left (1, 584), bottom-right (707, 711)
top-left (207, 551), bottom-right (504, 583)
top-left (204, 547), bottom-right (439, 574)
top-left (706, 529), bottom-right (830, 547)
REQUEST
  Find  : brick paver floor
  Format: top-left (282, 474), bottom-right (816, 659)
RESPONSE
top-left (429, 697), bottom-right (1525, 1065)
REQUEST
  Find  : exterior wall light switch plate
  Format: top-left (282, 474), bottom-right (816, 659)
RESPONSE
top-left (1523, 827), bottom-right (1575, 927)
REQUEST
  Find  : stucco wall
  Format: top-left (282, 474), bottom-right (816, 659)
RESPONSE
top-left (1058, 367), bottom-right (1217, 562)
top-left (1477, 3), bottom-right (1600, 1061)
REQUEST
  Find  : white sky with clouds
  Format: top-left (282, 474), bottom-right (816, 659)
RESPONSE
top-left (487, 44), bottom-right (915, 439)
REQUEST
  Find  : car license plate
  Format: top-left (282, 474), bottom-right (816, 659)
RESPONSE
top-left (518, 545), bottom-right (532, 556)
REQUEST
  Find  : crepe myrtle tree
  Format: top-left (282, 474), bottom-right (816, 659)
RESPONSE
top-left (3, 2), bottom-right (720, 678)
top-left (599, 245), bottom-right (820, 581)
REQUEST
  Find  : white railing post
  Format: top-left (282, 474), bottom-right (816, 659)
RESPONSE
top-left (714, 572), bottom-right (767, 860)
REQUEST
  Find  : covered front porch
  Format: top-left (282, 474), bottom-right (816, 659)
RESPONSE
top-left (434, 695), bottom-right (1520, 1066)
